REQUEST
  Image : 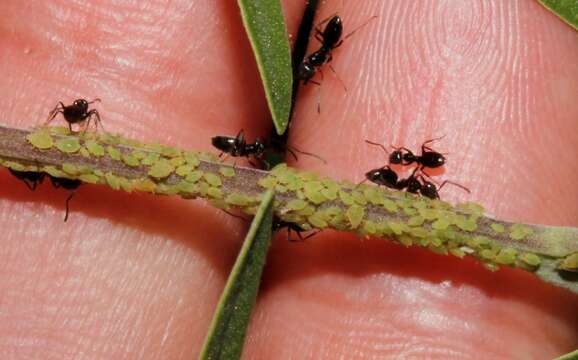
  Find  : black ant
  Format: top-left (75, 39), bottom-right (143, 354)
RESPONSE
top-left (9, 169), bottom-right (46, 191)
top-left (365, 137), bottom-right (446, 174)
top-left (273, 218), bottom-right (319, 242)
top-left (212, 130), bottom-right (326, 169)
top-left (46, 98), bottom-right (102, 132)
top-left (49, 176), bottom-right (82, 222)
top-left (364, 167), bottom-right (469, 200)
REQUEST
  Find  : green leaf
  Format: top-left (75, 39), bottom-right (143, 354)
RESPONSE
top-left (554, 349), bottom-right (578, 360)
top-left (537, 0), bottom-right (578, 31)
top-left (200, 190), bottom-right (275, 360)
top-left (238, 0), bottom-right (293, 135)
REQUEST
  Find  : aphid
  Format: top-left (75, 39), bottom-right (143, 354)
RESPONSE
top-left (49, 176), bottom-right (82, 222)
top-left (366, 137), bottom-right (446, 174)
top-left (273, 218), bottom-right (318, 242)
top-left (46, 98), bottom-right (102, 132)
top-left (9, 169), bottom-right (46, 190)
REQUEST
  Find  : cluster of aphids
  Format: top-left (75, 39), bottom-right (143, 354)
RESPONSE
top-left (9, 98), bottom-right (102, 221)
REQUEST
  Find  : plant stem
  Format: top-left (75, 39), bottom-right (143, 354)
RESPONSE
top-left (1, 124), bottom-right (577, 294)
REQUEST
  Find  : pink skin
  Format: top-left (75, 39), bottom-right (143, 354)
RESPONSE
top-left (0, 0), bottom-right (576, 359)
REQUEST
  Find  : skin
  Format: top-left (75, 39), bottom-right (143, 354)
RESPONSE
top-left (0, 0), bottom-right (576, 359)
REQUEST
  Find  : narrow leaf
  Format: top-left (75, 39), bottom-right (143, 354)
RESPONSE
top-left (537, 0), bottom-right (578, 31)
top-left (238, 0), bottom-right (293, 134)
top-left (554, 349), bottom-right (578, 360)
top-left (200, 190), bottom-right (275, 360)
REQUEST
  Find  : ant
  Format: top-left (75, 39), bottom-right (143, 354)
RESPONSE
top-left (49, 176), bottom-right (82, 222)
top-left (46, 98), bottom-right (102, 132)
top-left (364, 167), bottom-right (469, 200)
top-left (365, 137), bottom-right (446, 174)
top-left (212, 129), bottom-right (326, 169)
top-left (273, 218), bottom-right (319, 242)
top-left (297, 14), bottom-right (377, 111)
top-left (9, 169), bottom-right (46, 191)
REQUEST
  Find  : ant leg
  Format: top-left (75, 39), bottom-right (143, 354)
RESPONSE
top-left (421, 135), bottom-right (446, 152)
top-left (438, 180), bottom-right (471, 194)
top-left (288, 145), bottom-right (327, 164)
top-left (328, 64), bottom-right (347, 92)
top-left (342, 15), bottom-right (378, 41)
top-left (63, 191), bottom-right (75, 222)
top-left (365, 140), bottom-right (389, 155)
top-left (87, 110), bottom-right (104, 132)
top-left (302, 229), bottom-right (320, 240)
top-left (45, 102), bottom-right (65, 125)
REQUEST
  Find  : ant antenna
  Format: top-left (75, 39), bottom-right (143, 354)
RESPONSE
top-left (287, 145), bottom-right (327, 164)
top-left (87, 98), bottom-right (101, 104)
top-left (365, 140), bottom-right (389, 154)
top-left (342, 15), bottom-right (378, 41)
top-left (63, 192), bottom-right (74, 222)
top-left (438, 180), bottom-right (471, 194)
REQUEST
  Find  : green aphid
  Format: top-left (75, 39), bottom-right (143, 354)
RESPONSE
top-left (286, 199), bottom-right (308, 211)
top-left (62, 163), bottom-right (79, 175)
top-left (295, 206), bottom-right (315, 217)
top-left (304, 187), bottom-right (327, 205)
top-left (299, 171), bottom-right (319, 181)
top-left (270, 163), bottom-right (288, 175)
top-left (186, 170), bottom-right (204, 183)
top-left (122, 154), bottom-right (140, 167)
top-left (287, 178), bottom-right (304, 191)
top-left (456, 202), bottom-right (485, 216)
top-left (134, 178), bottom-right (157, 193)
top-left (141, 152), bottom-right (160, 166)
top-left (409, 227), bottom-right (428, 238)
top-left (156, 184), bottom-right (180, 196)
top-left (79, 147), bottom-right (91, 157)
top-left (175, 165), bottom-right (193, 177)
top-left (480, 249), bottom-right (497, 261)
top-left (558, 253), bottom-right (578, 272)
top-left (509, 224), bottom-right (532, 241)
top-left (363, 187), bottom-right (382, 205)
top-left (308, 214), bottom-right (328, 229)
top-left (322, 206), bottom-right (341, 218)
top-left (169, 157), bottom-right (185, 167)
top-left (431, 218), bottom-right (451, 230)
top-left (418, 208), bottom-right (438, 220)
top-left (206, 186), bottom-right (223, 199)
top-left (79, 174), bottom-right (100, 184)
top-left (276, 184), bottom-right (288, 193)
top-left (382, 199), bottom-right (398, 213)
top-left (430, 237), bottom-right (443, 247)
top-left (321, 187), bottom-right (338, 200)
top-left (321, 179), bottom-right (340, 192)
top-left (219, 167), bottom-right (235, 178)
top-left (520, 253), bottom-right (541, 268)
top-left (339, 191), bottom-right (355, 206)
top-left (203, 173), bottom-right (222, 187)
top-left (179, 180), bottom-right (199, 195)
top-left (408, 216), bottom-right (424, 226)
top-left (495, 248), bottom-right (518, 265)
top-left (131, 150), bottom-right (147, 160)
top-left (55, 137), bottom-right (81, 153)
top-left (346, 205), bottom-right (364, 229)
top-left (277, 171), bottom-right (297, 184)
top-left (198, 181), bottom-right (210, 196)
top-left (43, 166), bottom-right (65, 178)
top-left (184, 151), bottom-right (200, 167)
top-left (412, 199), bottom-right (428, 210)
top-left (258, 176), bottom-right (277, 189)
top-left (402, 207), bottom-right (417, 217)
top-left (106, 146), bottom-right (122, 161)
top-left (388, 222), bottom-right (406, 235)
top-left (449, 248), bottom-right (466, 259)
top-left (47, 126), bottom-right (71, 136)
top-left (119, 178), bottom-right (133, 192)
top-left (105, 172), bottom-right (121, 190)
top-left (148, 160), bottom-right (175, 179)
top-left (399, 235), bottom-right (413, 247)
top-left (226, 193), bottom-right (250, 206)
top-left (4, 161), bottom-right (26, 171)
top-left (26, 130), bottom-right (54, 150)
top-left (85, 140), bottom-right (105, 157)
top-left (362, 220), bottom-right (378, 235)
top-left (351, 191), bottom-right (367, 206)
top-left (490, 223), bottom-right (505, 233)
top-left (160, 146), bottom-right (181, 158)
top-left (457, 218), bottom-right (478, 232)
top-left (93, 169), bottom-right (104, 177)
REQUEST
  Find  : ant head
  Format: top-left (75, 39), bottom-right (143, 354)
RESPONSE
top-left (419, 180), bottom-right (439, 200)
top-left (297, 62), bottom-right (315, 81)
top-left (73, 99), bottom-right (89, 111)
top-left (388, 151), bottom-right (403, 165)
top-left (254, 138), bottom-right (266, 156)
